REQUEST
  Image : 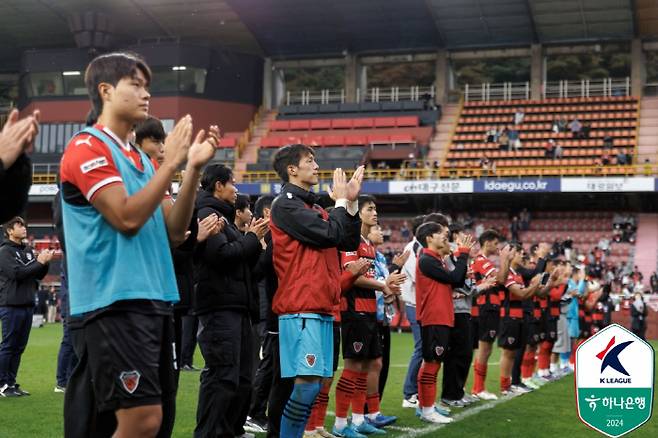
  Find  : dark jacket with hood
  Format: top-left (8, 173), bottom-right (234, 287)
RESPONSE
top-left (193, 190), bottom-right (262, 316)
top-left (0, 239), bottom-right (49, 306)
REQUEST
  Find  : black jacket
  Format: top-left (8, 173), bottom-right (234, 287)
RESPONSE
top-left (0, 154), bottom-right (32, 223)
top-left (0, 239), bottom-right (49, 306)
top-left (193, 191), bottom-right (262, 316)
top-left (172, 214), bottom-right (198, 311)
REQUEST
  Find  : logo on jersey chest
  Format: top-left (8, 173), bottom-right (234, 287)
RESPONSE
top-left (434, 346), bottom-right (445, 357)
top-left (507, 337), bottom-right (515, 344)
top-left (489, 330), bottom-right (496, 338)
top-left (353, 342), bottom-right (363, 353)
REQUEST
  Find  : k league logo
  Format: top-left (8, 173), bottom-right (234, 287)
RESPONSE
top-left (575, 324), bottom-right (654, 437)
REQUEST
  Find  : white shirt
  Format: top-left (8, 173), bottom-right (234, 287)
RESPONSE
top-left (400, 238), bottom-right (420, 306)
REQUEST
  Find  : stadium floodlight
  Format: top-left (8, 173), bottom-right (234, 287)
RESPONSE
top-left (63, 71), bottom-right (81, 76)
top-left (172, 66), bottom-right (187, 71)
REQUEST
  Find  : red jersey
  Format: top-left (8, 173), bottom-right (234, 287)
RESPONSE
top-left (415, 247), bottom-right (469, 327)
top-left (471, 254), bottom-right (501, 313)
top-left (341, 237), bottom-right (377, 318)
top-left (60, 124), bottom-right (167, 206)
top-left (549, 284), bottom-right (566, 317)
top-left (501, 268), bottom-right (525, 319)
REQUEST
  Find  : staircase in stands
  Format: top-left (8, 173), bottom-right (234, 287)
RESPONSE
top-left (638, 96), bottom-right (658, 164)
top-left (428, 102), bottom-right (460, 163)
top-left (234, 109), bottom-right (277, 181)
top-left (634, 213), bottom-right (658, 285)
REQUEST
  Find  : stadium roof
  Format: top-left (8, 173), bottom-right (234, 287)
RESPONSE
top-left (0, 0), bottom-right (656, 65)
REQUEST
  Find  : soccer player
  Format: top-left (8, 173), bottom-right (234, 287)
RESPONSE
top-left (414, 221), bottom-right (473, 423)
top-left (470, 230), bottom-right (511, 400)
top-left (498, 244), bottom-right (544, 396)
top-left (134, 116), bottom-right (165, 165)
top-left (334, 196), bottom-right (405, 436)
top-left (538, 263), bottom-right (568, 379)
top-left (270, 143), bottom-right (364, 438)
top-left (441, 223), bottom-right (496, 408)
top-left (60, 52), bottom-right (218, 437)
top-left (194, 164), bottom-right (268, 438)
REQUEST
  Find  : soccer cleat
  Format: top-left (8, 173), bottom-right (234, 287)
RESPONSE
top-left (435, 403), bottom-right (451, 416)
top-left (181, 364), bottom-right (200, 371)
top-left (463, 392), bottom-right (480, 403)
top-left (244, 417), bottom-right (266, 433)
top-left (332, 425), bottom-right (366, 438)
top-left (354, 421), bottom-right (386, 435)
top-left (419, 410), bottom-right (454, 424)
top-left (0, 384), bottom-right (21, 397)
top-left (54, 385), bottom-right (66, 393)
top-left (366, 413), bottom-right (397, 428)
top-left (510, 384), bottom-right (532, 394)
top-left (441, 398), bottom-right (467, 408)
top-left (315, 427), bottom-right (338, 438)
top-left (521, 378), bottom-right (540, 390)
top-left (13, 384), bottom-right (29, 396)
top-left (415, 405), bottom-right (451, 418)
top-left (473, 391), bottom-right (498, 401)
top-left (402, 394), bottom-right (418, 408)
top-left (304, 432), bottom-right (323, 438)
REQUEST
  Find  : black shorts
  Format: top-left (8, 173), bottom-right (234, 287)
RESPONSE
top-left (544, 317), bottom-right (558, 342)
top-left (498, 317), bottom-right (525, 350)
top-left (333, 323), bottom-right (341, 372)
top-left (420, 324), bottom-right (451, 362)
top-left (579, 322), bottom-right (591, 339)
top-left (525, 319), bottom-right (541, 347)
top-left (470, 315), bottom-right (480, 350)
top-left (341, 317), bottom-right (382, 360)
top-left (477, 307), bottom-right (500, 343)
top-left (84, 312), bottom-right (177, 412)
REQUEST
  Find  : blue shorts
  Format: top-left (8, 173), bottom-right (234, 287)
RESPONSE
top-left (567, 317), bottom-right (580, 339)
top-left (279, 313), bottom-right (334, 378)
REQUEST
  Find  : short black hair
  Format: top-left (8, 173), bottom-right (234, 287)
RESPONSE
top-left (478, 229), bottom-right (502, 247)
top-left (3, 216), bottom-right (25, 238)
top-left (85, 51), bottom-right (152, 118)
top-left (201, 164), bottom-right (233, 192)
top-left (235, 194), bottom-right (250, 212)
top-left (272, 143), bottom-right (315, 182)
top-left (448, 222), bottom-right (464, 243)
top-left (416, 222), bottom-right (443, 248)
top-left (358, 195), bottom-right (376, 211)
top-left (253, 195), bottom-right (275, 219)
top-left (135, 116), bottom-right (165, 145)
top-left (411, 215), bottom-right (426, 235)
top-left (423, 213), bottom-right (450, 228)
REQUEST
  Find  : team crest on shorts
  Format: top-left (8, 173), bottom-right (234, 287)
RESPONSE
top-left (119, 370), bottom-right (141, 394)
top-left (533, 334), bottom-right (539, 341)
top-left (489, 330), bottom-right (496, 338)
top-left (507, 337), bottom-right (515, 344)
top-left (305, 354), bottom-right (316, 367)
top-left (550, 331), bottom-right (556, 338)
top-left (540, 332), bottom-right (546, 340)
top-left (353, 342), bottom-right (363, 353)
top-left (435, 346), bottom-right (445, 357)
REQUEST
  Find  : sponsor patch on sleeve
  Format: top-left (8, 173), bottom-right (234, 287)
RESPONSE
top-left (80, 156), bottom-right (109, 174)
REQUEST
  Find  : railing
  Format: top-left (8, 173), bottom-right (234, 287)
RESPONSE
top-left (542, 77), bottom-right (630, 99)
top-left (285, 85), bottom-right (435, 105)
top-left (464, 82), bottom-right (530, 102)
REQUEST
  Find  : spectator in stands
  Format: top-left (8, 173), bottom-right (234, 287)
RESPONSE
top-left (480, 156), bottom-right (492, 176)
top-left (554, 142), bottom-right (563, 159)
top-left (581, 121), bottom-right (591, 139)
top-left (563, 237), bottom-right (574, 261)
top-left (603, 135), bottom-right (614, 149)
top-left (601, 153), bottom-right (611, 166)
top-left (630, 292), bottom-right (648, 340)
top-left (498, 127), bottom-right (509, 151)
top-left (650, 272), bottom-right (658, 294)
top-left (519, 208), bottom-right (531, 231)
top-left (615, 151), bottom-right (626, 165)
top-left (400, 221), bottom-right (410, 241)
top-left (569, 118), bottom-right (582, 138)
top-left (507, 126), bottom-right (521, 151)
top-left (557, 117), bottom-right (568, 133)
top-left (545, 139), bottom-right (555, 158)
top-left (514, 108), bottom-right (525, 125)
top-left (597, 237), bottom-right (610, 255)
top-left (509, 216), bottom-right (520, 242)
top-left (485, 126), bottom-right (498, 143)
top-left (475, 223), bottom-right (484, 238)
top-left (0, 109), bottom-right (40, 224)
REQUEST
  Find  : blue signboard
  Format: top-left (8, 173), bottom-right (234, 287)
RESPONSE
top-left (474, 178), bottom-right (561, 193)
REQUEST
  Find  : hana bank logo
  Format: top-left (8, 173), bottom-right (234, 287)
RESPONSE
top-left (596, 336), bottom-right (633, 383)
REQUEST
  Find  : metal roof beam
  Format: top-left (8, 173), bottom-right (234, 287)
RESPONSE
top-left (524, 0), bottom-right (540, 43)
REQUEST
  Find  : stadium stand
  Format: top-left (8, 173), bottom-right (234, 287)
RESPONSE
top-left (444, 96), bottom-right (640, 177)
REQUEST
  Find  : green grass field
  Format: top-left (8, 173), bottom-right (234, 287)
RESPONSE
top-left (1, 324), bottom-right (656, 437)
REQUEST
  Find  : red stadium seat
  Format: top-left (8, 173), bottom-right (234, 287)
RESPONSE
top-left (323, 135), bottom-right (345, 147)
top-left (396, 116), bottom-right (419, 127)
top-left (331, 119), bottom-right (353, 129)
top-left (269, 120), bottom-right (289, 131)
top-left (373, 117), bottom-right (397, 128)
top-left (352, 118), bottom-right (374, 129)
top-left (310, 119), bottom-right (332, 130)
top-left (218, 137), bottom-right (236, 148)
top-left (289, 120), bottom-right (310, 130)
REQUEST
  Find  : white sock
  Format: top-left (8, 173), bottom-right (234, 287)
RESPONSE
top-left (352, 413), bottom-right (365, 426)
top-left (334, 417), bottom-right (348, 430)
top-left (422, 406), bottom-right (435, 416)
top-left (367, 412), bottom-right (380, 420)
top-left (550, 363), bottom-right (558, 373)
